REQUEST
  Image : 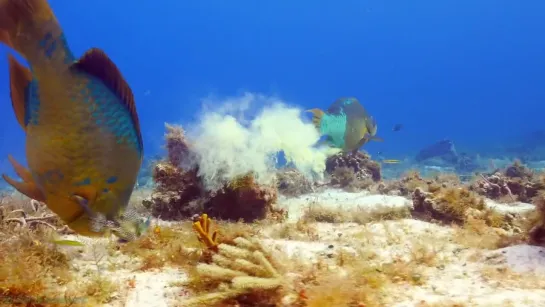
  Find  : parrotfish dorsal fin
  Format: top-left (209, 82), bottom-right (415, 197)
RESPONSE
top-left (8, 54), bottom-right (31, 130)
top-left (71, 48), bottom-right (143, 150)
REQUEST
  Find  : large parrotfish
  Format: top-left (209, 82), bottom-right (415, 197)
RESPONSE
top-left (307, 97), bottom-right (383, 153)
top-left (0, 0), bottom-right (148, 240)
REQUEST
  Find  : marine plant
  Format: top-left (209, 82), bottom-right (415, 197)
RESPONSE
top-left (0, 225), bottom-right (72, 306)
top-left (181, 214), bottom-right (292, 306)
top-left (412, 186), bottom-right (487, 224)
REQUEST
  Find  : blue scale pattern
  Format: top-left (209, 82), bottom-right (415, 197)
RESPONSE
top-left (82, 76), bottom-right (142, 154)
top-left (24, 79), bottom-right (41, 126)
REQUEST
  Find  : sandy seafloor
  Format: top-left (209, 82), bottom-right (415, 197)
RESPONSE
top-left (48, 187), bottom-right (545, 307)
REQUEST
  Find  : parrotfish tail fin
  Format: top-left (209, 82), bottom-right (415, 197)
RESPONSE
top-left (305, 108), bottom-right (325, 130)
top-left (0, 0), bottom-right (55, 52)
top-left (1, 155), bottom-right (45, 202)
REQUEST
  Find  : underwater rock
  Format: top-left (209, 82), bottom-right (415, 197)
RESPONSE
top-left (415, 139), bottom-right (480, 173)
top-left (164, 123), bottom-right (194, 167)
top-left (328, 166), bottom-right (374, 192)
top-left (145, 123), bottom-right (280, 222)
top-left (275, 168), bottom-right (313, 196)
top-left (412, 186), bottom-right (491, 224)
top-left (147, 165), bottom-right (279, 223)
top-left (376, 170), bottom-right (461, 197)
top-left (415, 139), bottom-right (459, 164)
top-left (377, 171), bottom-right (429, 196)
top-left (145, 163), bottom-right (203, 220)
top-left (411, 185), bottom-right (527, 235)
top-left (325, 151), bottom-right (381, 183)
top-left (469, 160), bottom-right (544, 203)
top-left (525, 191), bottom-right (545, 246)
top-left (204, 174), bottom-right (278, 222)
top-left (456, 152), bottom-right (480, 173)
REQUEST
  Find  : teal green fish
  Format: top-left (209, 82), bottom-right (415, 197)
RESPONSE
top-left (0, 0), bottom-right (148, 240)
top-left (307, 97), bottom-right (383, 153)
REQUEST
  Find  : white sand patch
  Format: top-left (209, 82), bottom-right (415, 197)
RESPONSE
top-left (485, 244), bottom-right (545, 274)
top-left (276, 188), bottom-right (412, 222)
top-left (484, 199), bottom-right (536, 215)
top-left (123, 268), bottom-right (186, 307)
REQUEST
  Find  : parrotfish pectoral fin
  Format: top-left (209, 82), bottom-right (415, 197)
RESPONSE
top-left (305, 108), bottom-right (325, 130)
top-left (371, 136), bottom-right (384, 142)
top-left (71, 48), bottom-right (143, 151)
top-left (8, 54), bottom-right (32, 130)
top-left (2, 155), bottom-right (45, 201)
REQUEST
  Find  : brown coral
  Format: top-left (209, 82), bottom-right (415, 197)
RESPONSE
top-left (376, 170), bottom-right (460, 196)
top-left (326, 151), bottom-right (381, 185)
top-left (412, 186), bottom-right (486, 224)
top-left (275, 168), bottom-right (313, 196)
top-left (205, 173), bottom-right (278, 222)
top-left (469, 160), bottom-right (545, 203)
top-left (164, 123), bottom-right (193, 167)
top-left (145, 124), bottom-right (279, 223)
top-left (146, 163), bottom-right (203, 220)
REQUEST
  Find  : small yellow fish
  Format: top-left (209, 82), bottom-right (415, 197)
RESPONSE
top-left (382, 159), bottom-right (401, 164)
top-left (53, 239), bottom-right (85, 247)
top-left (307, 97), bottom-right (383, 153)
top-left (0, 0), bottom-right (146, 240)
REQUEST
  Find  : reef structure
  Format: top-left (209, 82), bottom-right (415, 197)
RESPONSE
top-left (144, 124), bottom-right (278, 222)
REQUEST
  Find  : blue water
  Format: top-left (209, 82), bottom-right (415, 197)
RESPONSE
top-left (1, 0), bottom-right (545, 178)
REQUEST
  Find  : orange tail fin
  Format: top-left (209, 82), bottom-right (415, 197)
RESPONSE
top-left (0, 0), bottom-right (55, 51)
top-left (305, 108), bottom-right (325, 129)
top-left (2, 155), bottom-right (45, 202)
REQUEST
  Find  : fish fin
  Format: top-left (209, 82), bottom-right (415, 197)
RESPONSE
top-left (7, 155), bottom-right (33, 183)
top-left (305, 108), bottom-right (325, 129)
top-left (316, 136), bottom-right (333, 147)
top-left (71, 48), bottom-right (143, 149)
top-left (1, 155), bottom-right (45, 201)
top-left (371, 136), bottom-right (384, 142)
top-left (0, 30), bottom-right (13, 49)
top-left (352, 134), bottom-right (372, 154)
top-left (0, 0), bottom-right (55, 51)
top-left (8, 54), bottom-right (31, 130)
top-left (2, 174), bottom-right (45, 201)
